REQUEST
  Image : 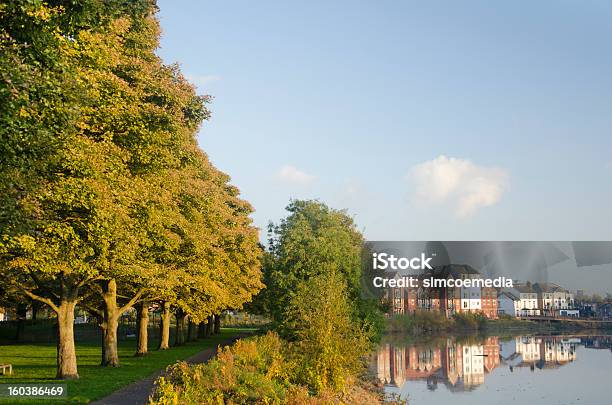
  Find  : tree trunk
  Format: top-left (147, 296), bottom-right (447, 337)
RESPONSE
top-left (174, 310), bottom-right (186, 346)
top-left (56, 300), bottom-right (79, 379)
top-left (186, 319), bottom-right (195, 342)
top-left (197, 322), bottom-right (206, 339)
top-left (158, 301), bottom-right (171, 350)
top-left (32, 301), bottom-right (39, 321)
top-left (90, 312), bottom-right (107, 366)
top-left (135, 302), bottom-right (149, 357)
top-left (205, 315), bottom-right (213, 337)
top-left (214, 314), bottom-right (221, 334)
top-left (15, 302), bottom-right (27, 342)
top-left (99, 279), bottom-right (121, 367)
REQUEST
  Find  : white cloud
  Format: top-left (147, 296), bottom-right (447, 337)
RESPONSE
top-left (410, 155), bottom-right (508, 217)
top-left (276, 165), bottom-right (315, 185)
top-left (185, 74), bottom-right (221, 90)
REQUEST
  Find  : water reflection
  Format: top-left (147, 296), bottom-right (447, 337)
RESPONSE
top-left (375, 336), bottom-right (500, 391)
top-left (373, 335), bottom-right (612, 398)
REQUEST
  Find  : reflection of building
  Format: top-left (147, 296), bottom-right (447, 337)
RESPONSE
top-left (581, 336), bottom-right (612, 350)
top-left (500, 336), bottom-right (576, 371)
top-left (375, 337), bottom-right (500, 392)
top-left (461, 344), bottom-right (484, 388)
top-left (483, 337), bottom-right (500, 373)
top-left (540, 338), bottom-right (576, 367)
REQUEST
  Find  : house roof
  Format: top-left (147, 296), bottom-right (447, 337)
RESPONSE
top-left (498, 291), bottom-right (519, 301)
top-left (386, 271), bottom-right (400, 278)
top-left (533, 283), bottom-right (568, 294)
top-left (514, 284), bottom-right (536, 294)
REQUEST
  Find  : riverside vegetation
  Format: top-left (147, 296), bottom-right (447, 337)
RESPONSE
top-left (384, 310), bottom-right (597, 335)
top-left (148, 201), bottom-right (397, 404)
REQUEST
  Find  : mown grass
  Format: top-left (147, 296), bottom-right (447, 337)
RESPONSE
top-left (0, 328), bottom-right (247, 404)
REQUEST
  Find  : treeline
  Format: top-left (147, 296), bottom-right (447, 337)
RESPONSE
top-left (149, 201), bottom-right (389, 403)
top-left (0, 0), bottom-right (261, 379)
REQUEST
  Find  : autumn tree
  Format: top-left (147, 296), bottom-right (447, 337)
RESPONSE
top-left (1, 0), bottom-right (263, 377)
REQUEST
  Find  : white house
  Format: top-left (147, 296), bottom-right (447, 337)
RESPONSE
top-left (534, 283), bottom-right (575, 314)
top-left (514, 284), bottom-right (540, 316)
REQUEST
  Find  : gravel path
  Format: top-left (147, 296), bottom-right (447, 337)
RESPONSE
top-left (90, 333), bottom-right (248, 405)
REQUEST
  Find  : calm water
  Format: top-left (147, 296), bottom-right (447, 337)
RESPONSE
top-left (371, 333), bottom-right (612, 405)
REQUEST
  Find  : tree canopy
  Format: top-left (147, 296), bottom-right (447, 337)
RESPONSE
top-left (0, 0), bottom-right (261, 378)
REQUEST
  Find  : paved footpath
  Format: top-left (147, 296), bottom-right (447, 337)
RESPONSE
top-left (90, 333), bottom-right (249, 405)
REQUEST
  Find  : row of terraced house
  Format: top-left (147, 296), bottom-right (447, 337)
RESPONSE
top-left (384, 264), bottom-right (575, 319)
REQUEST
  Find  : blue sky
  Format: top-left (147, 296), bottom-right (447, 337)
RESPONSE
top-left (156, 1), bottom-right (612, 240)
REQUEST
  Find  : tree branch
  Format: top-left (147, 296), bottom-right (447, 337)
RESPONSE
top-left (21, 289), bottom-right (59, 313)
top-left (119, 288), bottom-right (145, 315)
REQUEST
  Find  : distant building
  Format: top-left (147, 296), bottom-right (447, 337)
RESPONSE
top-left (514, 283), bottom-right (541, 316)
top-left (533, 283), bottom-right (574, 315)
top-left (385, 272), bottom-right (404, 316)
top-left (427, 264), bottom-right (498, 319)
top-left (383, 264), bottom-right (516, 319)
top-left (497, 291), bottom-right (520, 317)
top-left (597, 303), bottom-right (612, 319)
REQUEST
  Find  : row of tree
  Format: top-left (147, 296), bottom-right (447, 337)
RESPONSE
top-left (0, 0), bottom-right (261, 379)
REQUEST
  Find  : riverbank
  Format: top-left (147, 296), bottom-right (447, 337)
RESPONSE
top-left (385, 311), bottom-right (612, 335)
top-left (148, 331), bottom-right (404, 404)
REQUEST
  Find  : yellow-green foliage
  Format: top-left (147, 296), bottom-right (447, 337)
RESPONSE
top-left (452, 311), bottom-right (488, 329)
top-left (150, 332), bottom-right (289, 405)
top-left (148, 332), bottom-right (388, 405)
top-left (285, 271), bottom-right (371, 394)
top-left (149, 268), bottom-right (385, 403)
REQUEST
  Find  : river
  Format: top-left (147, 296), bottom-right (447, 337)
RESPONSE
top-left (371, 333), bottom-right (612, 404)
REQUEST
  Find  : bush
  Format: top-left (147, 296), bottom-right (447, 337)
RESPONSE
top-left (148, 331), bottom-right (392, 405)
top-left (284, 271), bottom-right (371, 394)
top-left (452, 312), bottom-right (488, 329)
top-left (149, 332), bottom-right (289, 404)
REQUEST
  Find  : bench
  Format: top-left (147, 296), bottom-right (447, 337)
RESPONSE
top-left (0, 364), bottom-right (12, 375)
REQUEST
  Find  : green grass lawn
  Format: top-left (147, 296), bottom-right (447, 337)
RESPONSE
top-left (0, 328), bottom-right (249, 404)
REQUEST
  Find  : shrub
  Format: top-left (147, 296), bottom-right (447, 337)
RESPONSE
top-left (149, 332), bottom-right (290, 404)
top-left (284, 271), bottom-right (371, 394)
top-left (148, 331), bottom-right (392, 404)
top-left (453, 312), bottom-right (488, 329)
top-left (385, 310), bottom-right (453, 334)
